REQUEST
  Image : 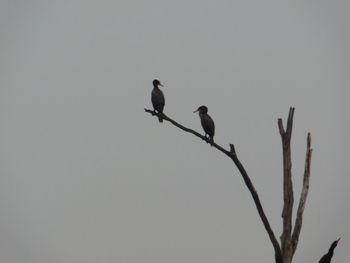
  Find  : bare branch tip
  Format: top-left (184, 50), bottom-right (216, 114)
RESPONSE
top-left (278, 119), bottom-right (285, 135)
top-left (288, 106), bottom-right (295, 117)
top-left (286, 107), bottom-right (295, 134)
top-left (287, 107), bottom-right (295, 120)
top-left (144, 108), bottom-right (159, 117)
top-left (229, 144), bottom-right (236, 155)
top-left (307, 132), bottom-right (311, 147)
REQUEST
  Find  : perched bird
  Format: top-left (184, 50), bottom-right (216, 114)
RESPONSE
top-left (194, 105), bottom-right (215, 143)
top-left (151, 79), bottom-right (165, 122)
top-left (319, 238), bottom-right (341, 263)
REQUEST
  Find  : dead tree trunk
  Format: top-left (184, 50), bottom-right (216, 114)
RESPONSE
top-left (278, 108), bottom-right (312, 263)
top-left (145, 107), bottom-right (312, 263)
top-left (278, 109), bottom-right (295, 263)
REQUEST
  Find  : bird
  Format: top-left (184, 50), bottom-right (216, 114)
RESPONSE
top-left (319, 238), bottom-right (341, 263)
top-left (151, 79), bottom-right (165, 122)
top-left (194, 105), bottom-right (215, 144)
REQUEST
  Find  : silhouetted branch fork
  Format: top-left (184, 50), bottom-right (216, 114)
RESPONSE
top-left (145, 107), bottom-right (282, 261)
top-left (278, 107), bottom-right (295, 145)
top-left (291, 132), bottom-right (312, 254)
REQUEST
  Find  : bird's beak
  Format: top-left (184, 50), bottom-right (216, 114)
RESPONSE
top-left (159, 83), bottom-right (164, 87)
top-left (193, 109), bottom-right (199, 113)
top-left (336, 238), bottom-right (341, 243)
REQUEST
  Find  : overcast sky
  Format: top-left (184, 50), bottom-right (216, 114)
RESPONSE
top-left (1, 0), bottom-right (349, 262)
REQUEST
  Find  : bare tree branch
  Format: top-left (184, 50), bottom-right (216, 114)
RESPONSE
top-left (145, 107), bottom-right (315, 263)
top-left (279, 107), bottom-right (295, 263)
top-left (145, 108), bottom-right (282, 262)
top-left (291, 133), bottom-right (312, 254)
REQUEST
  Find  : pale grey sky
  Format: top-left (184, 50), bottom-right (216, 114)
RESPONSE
top-left (0, 0), bottom-right (349, 262)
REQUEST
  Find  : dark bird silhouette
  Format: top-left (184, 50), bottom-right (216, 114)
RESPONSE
top-left (319, 238), bottom-right (341, 263)
top-left (151, 79), bottom-right (165, 122)
top-left (194, 105), bottom-right (215, 143)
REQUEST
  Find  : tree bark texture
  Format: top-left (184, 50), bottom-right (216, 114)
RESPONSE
top-left (278, 108), bottom-right (295, 263)
top-left (291, 133), bottom-right (312, 255)
top-left (278, 108), bottom-right (312, 263)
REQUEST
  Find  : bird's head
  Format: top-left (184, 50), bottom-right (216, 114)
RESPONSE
top-left (153, 79), bottom-right (163, 88)
top-left (194, 105), bottom-right (208, 114)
